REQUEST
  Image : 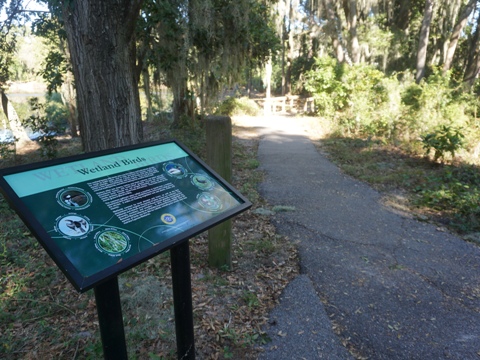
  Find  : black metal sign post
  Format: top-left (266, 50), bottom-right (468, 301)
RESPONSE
top-left (94, 276), bottom-right (128, 360)
top-left (0, 139), bottom-right (251, 359)
top-left (94, 241), bottom-right (197, 360)
top-left (93, 239), bottom-right (197, 360)
top-left (171, 240), bottom-right (195, 359)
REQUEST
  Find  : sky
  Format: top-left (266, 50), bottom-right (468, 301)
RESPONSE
top-left (0, 0), bottom-right (49, 22)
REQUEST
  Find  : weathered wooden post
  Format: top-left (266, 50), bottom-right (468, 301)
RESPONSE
top-left (206, 115), bottom-right (233, 269)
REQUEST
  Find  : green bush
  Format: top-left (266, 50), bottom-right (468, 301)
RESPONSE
top-left (290, 56), bottom-right (316, 94)
top-left (305, 57), bottom-right (392, 136)
top-left (305, 59), bottom-right (479, 157)
top-left (400, 68), bottom-right (470, 139)
top-left (214, 97), bottom-right (260, 116)
top-left (305, 56), bottom-right (346, 117)
top-left (45, 93), bottom-right (69, 130)
top-left (342, 62), bottom-right (389, 136)
top-left (22, 97), bottom-right (62, 159)
top-left (421, 125), bottom-right (465, 162)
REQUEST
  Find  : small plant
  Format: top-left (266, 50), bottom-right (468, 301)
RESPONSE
top-left (421, 125), bottom-right (465, 162)
top-left (242, 291), bottom-right (260, 308)
top-left (23, 97), bottom-right (61, 159)
top-left (223, 346), bottom-right (234, 359)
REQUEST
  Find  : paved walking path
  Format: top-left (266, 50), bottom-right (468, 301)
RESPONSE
top-left (234, 115), bottom-right (480, 360)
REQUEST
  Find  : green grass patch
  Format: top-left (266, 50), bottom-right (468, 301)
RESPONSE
top-left (413, 165), bottom-right (480, 233)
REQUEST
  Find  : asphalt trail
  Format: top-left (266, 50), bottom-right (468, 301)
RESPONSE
top-left (235, 115), bottom-right (480, 360)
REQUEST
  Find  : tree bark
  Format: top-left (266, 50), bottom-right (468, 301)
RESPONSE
top-left (463, 9), bottom-right (480, 90)
top-left (0, 91), bottom-right (30, 146)
top-left (443, 0), bottom-right (476, 74)
top-left (171, 83), bottom-right (189, 127)
top-left (60, 0), bottom-right (144, 152)
top-left (60, 70), bottom-right (78, 137)
top-left (344, 0), bottom-right (360, 64)
top-left (265, 56), bottom-right (272, 99)
top-left (393, 0), bottom-right (411, 31)
top-left (142, 68), bottom-right (153, 122)
top-left (323, 0), bottom-right (344, 63)
top-left (416, 0), bottom-right (436, 84)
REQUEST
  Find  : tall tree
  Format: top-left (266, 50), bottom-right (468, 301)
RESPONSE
top-left (344, 0), bottom-right (360, 64)
top-left (0, 0), bottom-right (23, 87)
top-left (463, 6), bottom-right (480, 89)
top-left (416, 0), bottom-right (436, 83)
top-left (443, 0), bottom-right (477, 73)
top-left (140, 0), bottom-right (278, 124)
top-left (323, 0), bottom-right (345, 63)
top-left (57, 0), bottom-right (144, 152)
top-left (0, 0), bottom-right (31, 145)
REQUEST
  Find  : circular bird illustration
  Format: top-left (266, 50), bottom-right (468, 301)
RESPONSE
top-left (56, 214), bottom-right (91, 239)
top-left (57, 187), bottom-right (92, 210)
top-left (191, 174), bottom-right (214, 191)
top-left (163, 162), bottom-right (187, 179)
top-left (197, 193), bottom-right (222, 212)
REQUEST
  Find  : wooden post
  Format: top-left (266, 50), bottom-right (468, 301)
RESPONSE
top-left (206, 115), bottom-right (232, 269)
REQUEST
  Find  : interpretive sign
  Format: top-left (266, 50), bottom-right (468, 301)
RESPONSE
top-left (0, 139), bottom-right (251, 292)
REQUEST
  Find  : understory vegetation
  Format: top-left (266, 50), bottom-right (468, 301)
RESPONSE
top-left (304, 57), bottom-right (480, 237)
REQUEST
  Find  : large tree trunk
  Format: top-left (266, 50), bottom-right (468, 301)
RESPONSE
top-left (285, 0), bottom-right (299, 95)
top-left (416, 0), bottom-right (436, 84)
top-left (171, 82), bottom-right (189, 127)
top-left (142, 68), bottom-right (153, 122)
top-left (0, 91), bottom-right (30, 146)
top-left (281, 0), bottom-right (291, 96)
top-left (323, 0), bottom-right (344, 63)
top-left (265, 57), bottom-right (272, 99)
top-left (344, 0), bottom-right (360, 64)
top-left (61, 1), bottom-right (144, 152)
top-left (393, 0), bottom-right (411, 30)
top-left (443, 0), bottom-right (477, 74)
top-left (463, 10), bottom-right (480, 90)
top-left (60, 70), bottom-right (78, 137)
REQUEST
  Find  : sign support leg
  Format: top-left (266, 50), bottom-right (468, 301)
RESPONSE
top-left (170, 240), bottom-right (196, 359)
top-left (94, 276), bottom-right (128, 360)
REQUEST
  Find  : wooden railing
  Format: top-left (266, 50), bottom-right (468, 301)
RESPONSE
top-left (261, 95), bottom-right (315, 114)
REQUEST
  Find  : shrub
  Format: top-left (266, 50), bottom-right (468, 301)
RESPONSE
top-left (305, 58), bottom-right (479, 160)
top-left (304, 56), bottom-right (346, 117)
top-left (421, 125), bottom-right (465, 162)
top-left (214, 97), bottom-right (260, 116)
top-left (305, 56), bottom-right (392, 136)
top-left (341, 62), bottom-right (389, 136)
top-left (400, 68), bottom-right (470, 139)
top-left (22, 97), bottom-right (62, 159)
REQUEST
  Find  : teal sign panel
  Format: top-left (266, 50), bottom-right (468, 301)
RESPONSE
top-left (0, 140), bottom-right (251, 292)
